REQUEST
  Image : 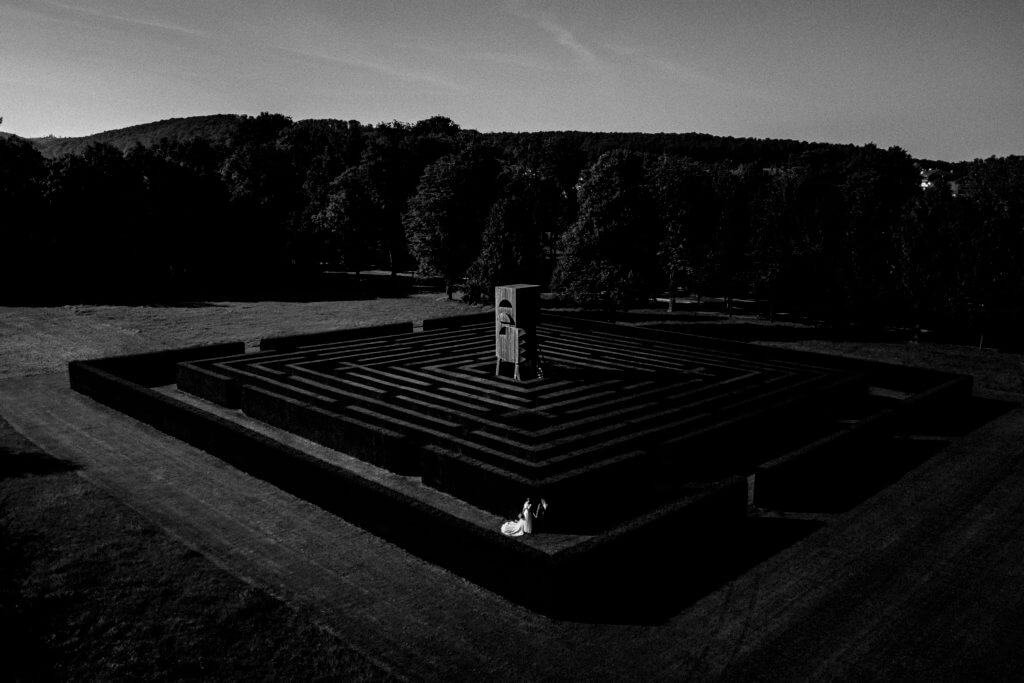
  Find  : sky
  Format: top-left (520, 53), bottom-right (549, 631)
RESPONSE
top-left (1, 0), bottom-right (1022, 162)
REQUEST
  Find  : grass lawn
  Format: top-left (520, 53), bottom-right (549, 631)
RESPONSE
top-left (0, 293), bottom-right (487, 380)
top-left (0, 416), bottom-right (397, 681)
top-left (619, 305), bottom-right (1024, 397)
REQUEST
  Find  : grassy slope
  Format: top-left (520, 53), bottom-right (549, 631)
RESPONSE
top-left (27, 114), bottom-right (241, 158)
top-left (762, 337), bottom-right (1024, 395)
top-left (0, 295), bottom-right (486, 380)
top-left (0, 415), bottom-right (396, 681)
top-left (619, 306), bottom-right (1024, 397)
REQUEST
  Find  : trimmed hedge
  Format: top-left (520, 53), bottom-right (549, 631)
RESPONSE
top-left (240, 384), bottom-right (419, 475)
top-left (551, 314), bottom-right (971, 395)
top-left (419, 443), bottom-right (537, 516)
top-left (176, 362), bottom-right (240, 408)
top-left (259, 321), bottom-right (413, 352)
top-left (420, 311), bottom-right (493, 331)
top-left (80, 342), bottom-right (245, 387)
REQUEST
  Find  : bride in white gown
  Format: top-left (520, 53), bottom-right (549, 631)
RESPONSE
top-left (500, 498), bottom-right (547, 536)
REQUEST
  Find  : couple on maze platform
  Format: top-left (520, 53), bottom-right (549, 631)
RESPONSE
top-left (500, 497), bottom-right (548, 537)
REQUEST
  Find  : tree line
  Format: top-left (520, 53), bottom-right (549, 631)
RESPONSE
top-left (1, 113), bottom-right (1022, 343)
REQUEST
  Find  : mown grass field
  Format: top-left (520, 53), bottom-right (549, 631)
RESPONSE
top-left (0, 416), bottom-right (398, 681)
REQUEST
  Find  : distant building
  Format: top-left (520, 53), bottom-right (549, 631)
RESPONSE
top-left (917, 166), bottom-right (960, 197)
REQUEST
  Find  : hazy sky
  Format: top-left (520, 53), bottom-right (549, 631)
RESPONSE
top-left (2, 0), bottom-right (1022, 161)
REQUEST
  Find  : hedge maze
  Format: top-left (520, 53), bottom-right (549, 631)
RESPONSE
top-left (69, 314), bottom-right (973, 615)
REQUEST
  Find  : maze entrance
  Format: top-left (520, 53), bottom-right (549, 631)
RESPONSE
top-left (69, 313), bottom-right (972, 615)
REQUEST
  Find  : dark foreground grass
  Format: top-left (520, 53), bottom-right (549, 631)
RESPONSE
top-left (0, 417), bottom-right (397, 683)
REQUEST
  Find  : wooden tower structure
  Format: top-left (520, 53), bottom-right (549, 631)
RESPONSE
top-left (494, 284), bottom-right (541, 381)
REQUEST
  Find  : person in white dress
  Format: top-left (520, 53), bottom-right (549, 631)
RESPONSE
top-left (500, 498), bottom-right (547, 536)
top-left (500, 498), bottom-right (534, 536)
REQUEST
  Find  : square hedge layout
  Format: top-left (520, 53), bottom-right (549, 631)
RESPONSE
top-left (69, 313), bottom-right (972, 615)
top-left (176, 316), bottom-right (865, 528)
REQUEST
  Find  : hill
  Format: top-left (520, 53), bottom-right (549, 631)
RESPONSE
top-left (15, 112), bottom-right (933, 169)
top-left (27, 114), bottom-right (242, 158)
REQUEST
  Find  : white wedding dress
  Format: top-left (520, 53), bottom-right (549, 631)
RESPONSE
top-left (500, 500), bottom-right (534, 536)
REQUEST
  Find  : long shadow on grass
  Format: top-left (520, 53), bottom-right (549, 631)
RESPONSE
top-left (751, 396), bottom-right (1018, 515)
top-left (644, 321), bottom-right (909, 344)
top-left (0, 416), bottom-right (80, 479)
top-left (0, 448), bottom-right (81, 479)
top-left (0, 419), bottom-right (71, 679)
top-left (556, 396), bottom-right (1019, 623)
top-left (553, 516), bottom-right (824, 624)
top-left (0, 521), bottom-right (57, 681)
top-left (909, 395), bottom-right (1018, 438)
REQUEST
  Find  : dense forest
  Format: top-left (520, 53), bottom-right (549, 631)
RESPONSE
top-left (1, 113), bottom-right (1022, 345)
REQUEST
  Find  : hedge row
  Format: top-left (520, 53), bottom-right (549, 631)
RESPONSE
top-left (561, 315), bottom-right (970, 394)
top-left (420, 311), bottom-right (493, 331)
top-left (82, 342), bottom-right (245, 387)
top-left (259, 321), bottom-right (414, 352)
top-left (241, 384), bottom-right (418, 475)
top-left (175, 362), bottom-right (241, 408)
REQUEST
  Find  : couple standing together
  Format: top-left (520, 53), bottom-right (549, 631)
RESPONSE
top-left (500, 497), bottom-right (548, 536)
